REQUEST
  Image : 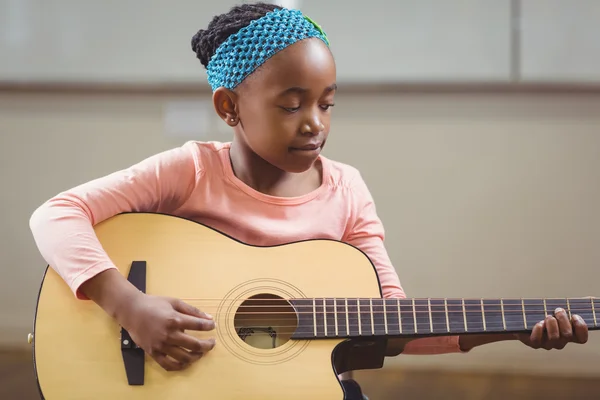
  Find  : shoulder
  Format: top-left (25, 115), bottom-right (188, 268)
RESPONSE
top-left (321, 155), bottom-right (370, 193)
top-left (169, 140), bottom-right (230, 173)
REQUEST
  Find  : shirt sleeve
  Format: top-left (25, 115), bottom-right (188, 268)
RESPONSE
top-left (343, 169), bottom-right (464, 355)
top-left (29, 141), bottom-right (201, 299)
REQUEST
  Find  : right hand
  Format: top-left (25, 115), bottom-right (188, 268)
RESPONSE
top-left (118, 293), bottom-right (216, 371)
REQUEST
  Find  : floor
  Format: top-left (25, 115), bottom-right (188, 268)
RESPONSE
top-left (3, 348), bottom-right (600, 399)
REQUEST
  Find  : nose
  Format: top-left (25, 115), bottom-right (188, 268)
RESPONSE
top-left (301, 112), bottom-right (325, 136)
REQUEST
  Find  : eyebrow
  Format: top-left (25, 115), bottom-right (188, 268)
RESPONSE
top-left (278, 83), bottom-right (337, 96)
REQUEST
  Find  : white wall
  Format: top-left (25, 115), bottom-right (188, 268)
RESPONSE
top-left (2, 0), bottom-right (600, 84)
top-left (1, 90), bottom-right (600, 378)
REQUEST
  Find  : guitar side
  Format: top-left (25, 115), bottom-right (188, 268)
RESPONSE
top-left (31, 213), bottom-right (384, 399)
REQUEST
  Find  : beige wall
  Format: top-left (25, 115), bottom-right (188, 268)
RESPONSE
top-left (1, 90), bottom-right (599, 377)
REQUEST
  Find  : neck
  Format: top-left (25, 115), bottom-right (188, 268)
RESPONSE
top-left (229, 139), bottom-right (290, 193)
top-left (289, 296), bottom-right (599, 340)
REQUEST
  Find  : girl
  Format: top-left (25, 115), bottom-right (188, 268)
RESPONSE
top-left (29, 2), bottom-right (588, 398)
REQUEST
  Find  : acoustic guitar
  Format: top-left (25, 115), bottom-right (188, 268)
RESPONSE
top-left (29, 212), bottom-right (598, 399)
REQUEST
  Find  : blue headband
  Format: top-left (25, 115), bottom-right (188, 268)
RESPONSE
top-left (206, 8), bottom-right (330, 92)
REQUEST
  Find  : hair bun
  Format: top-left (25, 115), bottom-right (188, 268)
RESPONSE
top-left (190, 3), bottom-right (281, 70)
top-left (191, 29), bottom-right (209, 67)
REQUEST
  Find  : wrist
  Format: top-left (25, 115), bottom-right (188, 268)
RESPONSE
top-left (79, 268), bottom-right (143, 322)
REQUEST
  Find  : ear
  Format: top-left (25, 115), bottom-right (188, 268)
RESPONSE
top-left (212, 87), bottom-right (239, 126)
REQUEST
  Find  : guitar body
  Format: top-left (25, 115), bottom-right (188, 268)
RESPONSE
top-left (32, 213), bottom-right (384, 399)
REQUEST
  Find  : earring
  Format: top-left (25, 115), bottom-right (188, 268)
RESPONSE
top-left (230, 118), bottom-right (235, 122)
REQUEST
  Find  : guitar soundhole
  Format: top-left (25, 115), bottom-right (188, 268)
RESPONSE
top-left (234, 293), bottom-right (298, 350)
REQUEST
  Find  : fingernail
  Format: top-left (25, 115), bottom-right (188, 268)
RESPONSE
top-left (576, 315), bottom-right (584, 323)
top-left (206, 313), bottom-right (213, 319)
top-left (555, 308), bottom-right (564, 314)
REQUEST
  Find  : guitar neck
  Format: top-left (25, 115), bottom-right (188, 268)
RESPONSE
top-left (289, 297), bottom-right (600, 340)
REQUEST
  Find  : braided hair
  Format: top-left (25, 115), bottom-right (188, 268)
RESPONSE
top-left (191, 2), bottom-right (282, 69)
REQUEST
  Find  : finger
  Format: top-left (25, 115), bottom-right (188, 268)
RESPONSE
top-left (553, 308), bottom-right (573, 342)
top-left (172, 299), bottom-right (213, 320)
top-left (545, 315), bottom-right (560, 343)
top-left (174, 313), bottom-right (216, 331)
top-left (163, 345), bottom-right (203, 367)
top-left (152, 352), bottom-right (187, 372)
top-left (529, 321), bottom-right (545, 348)
top-left (169, 331), bottom-right (216, 353)
top-left (572, 315), bottom-right (589, 344)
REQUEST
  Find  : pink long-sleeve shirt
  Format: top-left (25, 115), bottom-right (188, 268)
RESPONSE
top-left (29, 140), bottom-right (462, 354)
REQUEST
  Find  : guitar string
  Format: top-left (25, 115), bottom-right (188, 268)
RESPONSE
top-left (178, 305), bottom-right (597, 315)
top-left (178, 297), bottom-right (595, 301)
top-left (168, 313), bottom-right (597, 333)
top-left (173, 318), bottom-right (595, 335)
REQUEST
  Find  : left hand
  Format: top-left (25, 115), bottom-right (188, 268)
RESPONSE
top-left (516, 308), bottom-right (588, 350)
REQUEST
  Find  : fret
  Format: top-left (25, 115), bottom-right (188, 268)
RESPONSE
top-left (444, 299), bottom-right (450, 333)
top-left (446, 299), bottom-right (467, 333)
top-left (384, 299), bottom-right (401, 335)
top-left (399, 299), bottom-right (416, 334)
top-left (567, 298), bottom-right (595, 327)
top-left (595, 299), bottom-right (600, 327)
top-left (333, 298), bottom-right (338, 336)
top-left (312, 299), bottom-right (317, 337)
top-left (412, 299), bottom-right (418, 333)
top-left (357, 299), bottom-right (362, 336)
top-left (369, 299), bottom-right (375, 335)
top-left (397, 299), bottom-right (402, 334)
top-left (430, 299), bottom-right (448, 334)
top-left (372, 299), bottom-right (386, 336)
top-left (482, 299), bottom-right (504, 333)
top-left (428, 299), bottom-right (433, 332)
top-left (464, 299), bottom-right (484, 333)
top-left (383, 299), bottom-right (388, 334)
top-left (545, 298), bottom-right (595, 327)
top-left (500, 299), bottom-right (506, 330)
top-left (287, 296), bottom-right (600, 341)
top-left (523, 299), bottom-right (546, 329)
top-left (346, 298), bottom-right (360, 337)
top-left (567, 298), bottom-right (572, 319)
top-left (323, 299), bottom-right (328, 337)
top-left (544, 298), bottom-right (568, 321)
top-left (480, 299), bottom-right (486, 331)
top-left (501, 299), bottom-right (526, 332)
top-left (462, 299), bottom-right (467, 331)
top-left (359, 298), bottom-right (372, 336)
top-left (521, 298), bottom-right (527, 328)
top-left (345, 298), bottom-right (350, 336)
top-left (325, 299), bottom-right (336, 337)
top-left (414, 299), bottom-right (431, 334)
top-left (314, 298), bottom-right (325, 337)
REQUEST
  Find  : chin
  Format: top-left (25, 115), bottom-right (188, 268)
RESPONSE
top-left (281, 159), bottom-right (319, 174)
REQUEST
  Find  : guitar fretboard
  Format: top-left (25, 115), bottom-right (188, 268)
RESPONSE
top-left (289, 297), bottom-right (599, 340)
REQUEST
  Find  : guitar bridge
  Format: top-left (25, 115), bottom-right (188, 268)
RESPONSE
top-left (120, 261), bottom-right (146, 386)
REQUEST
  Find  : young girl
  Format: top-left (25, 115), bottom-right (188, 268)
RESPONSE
top-left (29, 2), bottom-right (588, 398)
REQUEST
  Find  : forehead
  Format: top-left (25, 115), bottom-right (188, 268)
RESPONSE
top-left (245, 38), bottom-right (336, 94)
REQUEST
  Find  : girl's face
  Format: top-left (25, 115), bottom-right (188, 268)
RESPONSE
top-left (217, 37), bottom-right (337, 173)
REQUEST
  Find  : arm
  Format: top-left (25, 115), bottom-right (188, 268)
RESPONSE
top-left (343, 170), bottom-right (463, 355)
top-left (29, 142), bottom-right (201, 306)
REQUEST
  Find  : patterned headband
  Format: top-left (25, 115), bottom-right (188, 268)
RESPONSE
top-left (206, 8), bottom-right (330, 92)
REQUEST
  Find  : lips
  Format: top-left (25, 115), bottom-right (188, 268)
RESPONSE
top-left (292, 143), bottom-right (321, 151)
